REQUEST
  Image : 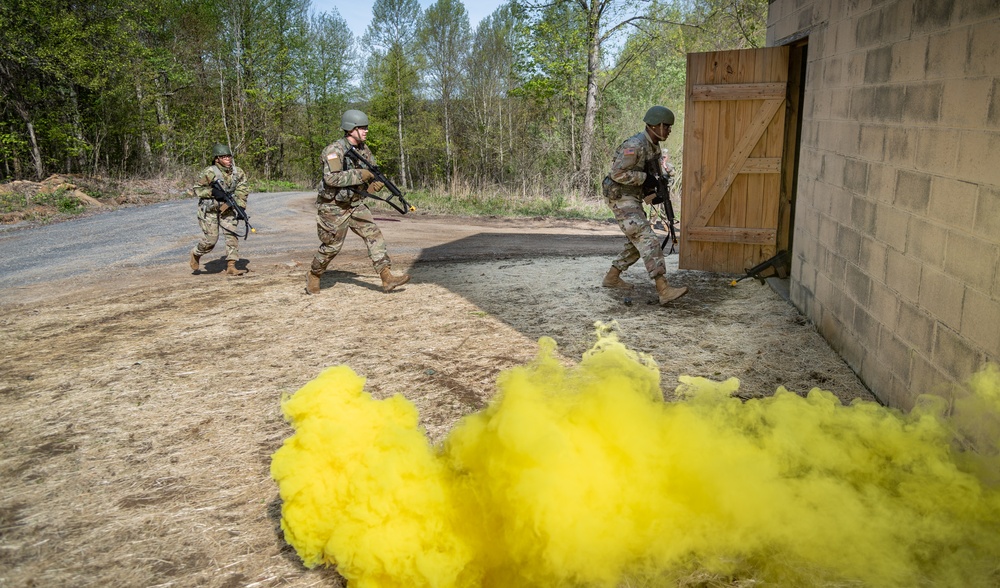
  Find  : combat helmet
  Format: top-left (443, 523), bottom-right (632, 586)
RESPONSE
top-left (341, 109), bottom-right (370, 132)
top-left (211, 143), bottom-right (233, 158)
top-left (643, 106), bottom-right (675, 126)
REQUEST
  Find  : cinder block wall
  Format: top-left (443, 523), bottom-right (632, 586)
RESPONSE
top-left (767, 0), bottom-right (1000, 408)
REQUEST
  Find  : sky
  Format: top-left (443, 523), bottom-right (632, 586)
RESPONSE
top-left (308, 0), bottom-right (508, 39)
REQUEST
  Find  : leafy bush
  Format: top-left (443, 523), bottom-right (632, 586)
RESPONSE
top-left (57, 194), bottom-right (83, 213)
top-left (0, 190), bottom-right (28, 213)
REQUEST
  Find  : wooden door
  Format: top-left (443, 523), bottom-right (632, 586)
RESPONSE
top-left (679, 47), bottom-right (789, 274)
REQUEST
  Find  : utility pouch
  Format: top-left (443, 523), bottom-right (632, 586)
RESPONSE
top-left (200, 199), bottom-right (220, 214)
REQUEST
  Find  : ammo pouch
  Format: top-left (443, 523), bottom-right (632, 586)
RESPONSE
top-left (199, 198), bottom-right (221, 214)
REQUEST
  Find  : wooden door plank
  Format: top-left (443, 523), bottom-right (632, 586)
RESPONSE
top-left (686, 227), bottom-right (776, 243)
top-left (693, 52), bottom-right (720, 269)
top-left (728, 50), bottom-right (754, 271)
top-left (691, 82), bottom-right (788, 101)
top-left (742, 158), bottom-right (781, 172)
top-left (762, 50), bottom-right (788, 261)
top-left (714, 51), bottom-right (738, 271)
top-left (689, 98), bottom-right (784, 229)
top-left (681, 53), bottom-right (699, 269)
top-left (742, 49), bottom-right (769, 269)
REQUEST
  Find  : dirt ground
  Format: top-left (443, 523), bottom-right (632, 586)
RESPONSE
top-left (0, 210), bottom-right (875, 587)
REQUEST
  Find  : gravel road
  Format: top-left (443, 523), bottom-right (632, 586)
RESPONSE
top-left (0, 192), bottom-right (318, 292)
top-left (0, 191), bottom-right (629, 302)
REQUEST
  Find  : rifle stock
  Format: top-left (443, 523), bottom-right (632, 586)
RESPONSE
top-left (343, 144), bottom-right (415, 215)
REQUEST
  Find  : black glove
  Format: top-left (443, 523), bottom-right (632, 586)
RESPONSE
top-left (641, 173), bottom-right (657, 195)
top-left (211, 182), bottom-right (229, 202)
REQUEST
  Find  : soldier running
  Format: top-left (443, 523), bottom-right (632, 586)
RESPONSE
top-left (601, 106), bottom-right (688, 304)
top-left (306, 110), bottom-right (410, 295)
top-left (188, 143), bottom-right (250, 276)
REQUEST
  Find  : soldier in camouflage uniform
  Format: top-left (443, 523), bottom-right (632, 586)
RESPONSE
top-left (305, 109), bottom-right (410, 295)
top-left (188, 143), bottom-right (250, 276)
top-left (601, 106), bottom-right (688, 304)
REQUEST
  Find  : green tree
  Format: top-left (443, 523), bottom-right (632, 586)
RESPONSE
top-left (364, 43), bottom-right (420, 186)
top-left (517, 2), bottom-right (588, 176)
top-left (258, 0), bottom-right (311, 179)
top-left (458, 2), bottom-right (526, 186)
top-left (417, 0), bottom-right (471, 185)
top-left (599, 0), bottom-right (768, 171)
top-left (215, 0), bottom-right (310, 179)
top-left (0, 0), bottom-right (162, 177)
top-left (300, 10), bottom-right (355, 180)
top-left (363, 0), bottom-right (421, 189)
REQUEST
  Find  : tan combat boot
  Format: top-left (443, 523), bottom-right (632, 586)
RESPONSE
top-left (306, 272), bottom-right (321, 294)
top-left (189, 252), bottom-right (201, 272)
top-left (602, 267), bottom-right (634, 290)
top-left (379, 267), bottom-right (410, 292)
top-left (227, 260), bottom-right (246, 276)
top-left (655, 276), bottom-right (688, 305)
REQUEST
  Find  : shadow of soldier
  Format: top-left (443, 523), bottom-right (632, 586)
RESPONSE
top-left (199, 257), bottom-right (251, 275)
top-left (319, 269), bottom-right (384, 293)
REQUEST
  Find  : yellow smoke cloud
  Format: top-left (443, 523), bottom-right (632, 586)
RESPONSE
top-left (271, 332), bottom-right (1000, 587)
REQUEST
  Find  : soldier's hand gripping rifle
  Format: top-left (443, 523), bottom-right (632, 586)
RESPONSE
top-left (648, 172), bottom-right (678, 254)
top-left (343, 144), bottom-right (416, 215)
top-left (211, 180), bottom-right (255, 239)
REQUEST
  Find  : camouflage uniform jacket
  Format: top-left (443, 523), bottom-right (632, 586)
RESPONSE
top-left (603, 130), bottom-right (661, 201)
top-left (318, 138), bottom-right (373, 206)
top-left (193, 164), bottom-right (249, 212)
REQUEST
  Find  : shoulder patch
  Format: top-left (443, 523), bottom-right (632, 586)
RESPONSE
top-left (327, 153), bottom-right (338, 160)
top-left (623, 148), bottom-right (636, 156)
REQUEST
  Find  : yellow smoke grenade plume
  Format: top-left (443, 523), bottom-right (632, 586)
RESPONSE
top-left (271, 332), bottom-right (1000, 587)
top-left (269, 365), bottom-right (472, 585)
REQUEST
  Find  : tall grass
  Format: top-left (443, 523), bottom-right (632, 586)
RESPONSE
top-left (396, 175), bottom-right (613, 221)
top-left (250, 178), bottom-right (308, 193)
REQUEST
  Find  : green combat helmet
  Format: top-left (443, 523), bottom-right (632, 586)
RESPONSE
top-left (211, 143), bottom-right (232, 158)
top-left (643, 105), bottom-right (675, 126)
top-left (341, 109), bottom-right (370, 132)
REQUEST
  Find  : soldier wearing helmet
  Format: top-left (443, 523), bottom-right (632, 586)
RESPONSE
top-left (600, 105), bottom-right (688, 304)
top-left (305, 109), bottom-right (410, 295)
top-left (188, 143), bottom-right (251, 276)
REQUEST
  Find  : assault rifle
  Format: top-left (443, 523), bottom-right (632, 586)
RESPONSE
top-left (211, 180), bottom-right (255, 239)
top-left (647, 172), bottom-right (678, 254)
top-left (729, 250), bottom-right (790, 286)
top-left (343, 144), bottom-right (415, 215)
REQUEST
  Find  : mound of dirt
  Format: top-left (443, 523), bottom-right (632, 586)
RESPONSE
top-left (0, 174), bottom-right (190, 225)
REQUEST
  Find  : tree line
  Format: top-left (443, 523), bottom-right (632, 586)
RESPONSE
top-left (0, 0), bottom-right (765, 197)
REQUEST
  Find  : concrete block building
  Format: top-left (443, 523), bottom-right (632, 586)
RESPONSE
top-left (767, 0), bottom-right (1000, 407)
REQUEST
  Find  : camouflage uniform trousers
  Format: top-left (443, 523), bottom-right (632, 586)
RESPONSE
top-left (193, 203), bottom-right (241, 261)
top-left (310, 202), bottom-right (391, 275)
top-left (608, 195), bottom-right (666, 279)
